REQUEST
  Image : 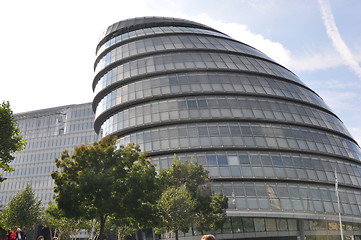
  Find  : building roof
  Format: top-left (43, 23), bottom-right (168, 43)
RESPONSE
top-left (96, 16), bottom-right (225, 51)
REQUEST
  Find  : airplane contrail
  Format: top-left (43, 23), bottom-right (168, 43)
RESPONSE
top-left (318, 0), bottom-right (361, 80)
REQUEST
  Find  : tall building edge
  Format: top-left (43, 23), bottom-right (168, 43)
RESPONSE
top-left (89, 16), bottom-right (361, 239)
top-left (0, 103), bottom-right (99, 214)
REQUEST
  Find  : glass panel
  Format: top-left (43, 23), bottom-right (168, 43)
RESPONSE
top-left (276, 219), bottom-right (288, 231)
top-left (207, 155), bottom-right (217, 165)
top-left (228, 155), bottom-right (239, 165)
top-left (254, 218), bottom-right (266, 232)
top-left (231, 217), bottom-right (244, 233)
top-left (218, 155), bottom-right (228, 165)
top-left (309, 220), bottom-right (327, 230)
top-left (236, 198), bottom-right (247, 209)
top-left (288, 219), bottom-right (298, 231)
top-left (265, 218), bottom-right (277, 231)
top-left (230, 166), bottom-right (242, 176)
top-left (243, 218), bottom-right (255, 232)
top-left (247, 197), bottom-right (259, 209)
top-left (222, 218), bottom-right (233, 234)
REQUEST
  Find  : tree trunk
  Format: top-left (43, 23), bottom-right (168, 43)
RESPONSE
top-left (90, 219), bottom-right (97, 240)
top-left (175, 231), bottom-right (178, 240)
top-left (135, 230), bottom-right (138, 240)
top-left (152, 228), bottom-right (156, 240)
top-left (98, 215), bottom-right (108, 240)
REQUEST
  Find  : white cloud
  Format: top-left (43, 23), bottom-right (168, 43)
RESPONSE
top-left (191, 13), bottom-right (292, 67)
top-left (289, 50), bottom-right (342, 72)
top-left (311, 79), bottom-right (360, 90)
top-left (318, 90), bottom-right (359, 109)
top-left (189, 13), bottom-right (361, 76)
top-left (317, 0), bottom-right (361, 80)
top-left (286, 47), bottom-right (361, 74)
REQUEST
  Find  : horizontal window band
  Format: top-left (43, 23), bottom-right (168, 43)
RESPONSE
top-left (100, 118), bottom-right (354, 145)
top-left (137, 146), bottom-right (361, 167)
top-left (92, 48), bottom-right (299, 89)
top-left (211, 178), bottom-right (361, 192)
top-left (95, 31), bottom-right (234, 66)
top-left (97, 19), bottom-right (223, 51)
top-left (93, 92), bottom-right (340, 133)
top-left (92, 69), bottom-right (317, 113)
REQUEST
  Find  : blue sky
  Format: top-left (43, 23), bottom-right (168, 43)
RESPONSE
top-left (0, 0), bottom-right (360, 144)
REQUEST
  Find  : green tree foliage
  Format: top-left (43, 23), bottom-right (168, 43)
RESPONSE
top-left (157, 158), bottom-right (228, 235)
top-left (43, 202), bottom-right (90, 240)
top-left (106, 215), bottom-right (136, 240)
top-left (194, 192), bottom-right (228, 233)
top-left (156, 186), bottom-right (196, 240)
top-left (117, 148), bottom-right (160, 230)
top-left (0, 184), bottom-right (42, 230)
top-left (51, 136), bottom-right (158, 240)
top-left (158, 157), bottom-right (209, 195)
top-left (0, 101), bottom-right (26, 182)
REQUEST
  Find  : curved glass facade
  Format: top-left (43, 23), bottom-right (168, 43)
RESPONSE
top-left (93, 17), bottom-right (361, 239)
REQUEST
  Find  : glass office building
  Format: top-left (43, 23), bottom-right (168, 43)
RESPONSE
top-left (92, 17), bottom-right (361, 239)
top-left (0, 103), bottom-right (98, 209)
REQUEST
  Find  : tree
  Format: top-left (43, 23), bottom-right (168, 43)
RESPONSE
top-left (106, 216), bottom-right (136, 240)
top-left (156, 186), bottom-right (196, 240)
top-left (194, 192), bottom-right (228, 234)
top-left (0, 101), bottom-right (26, 182)
top-left (116, 146), bottom-right (160, 231)
top-left (43, 202), bottom-right (90, 240)
top-left (0, 184), bottom-right (42, 230)
top-left (51, 136), bottom-right (158, 240)
top-left (158, 158), bottom-right (209, 196)
top-left (157, 158), bottom-right (228, 235)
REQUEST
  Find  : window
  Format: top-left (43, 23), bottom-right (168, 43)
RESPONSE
top-left (243, 218), bottom-right (255, 232)
top-left (228, 156), bottom-right (239, 165)
top-left (254, 218), bottom-right (265, 232)
top-left (265, 218), bottom-right (277, 231)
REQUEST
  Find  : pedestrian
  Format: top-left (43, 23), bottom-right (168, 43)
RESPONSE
top-left (37, 236), bottom-right (45, 240)
top-left (16, 228), bottom-right (26, 240)
top-left (8, 228), bottom-right (17, 240)
top-left (201, 235), bottom-right (217, 240)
